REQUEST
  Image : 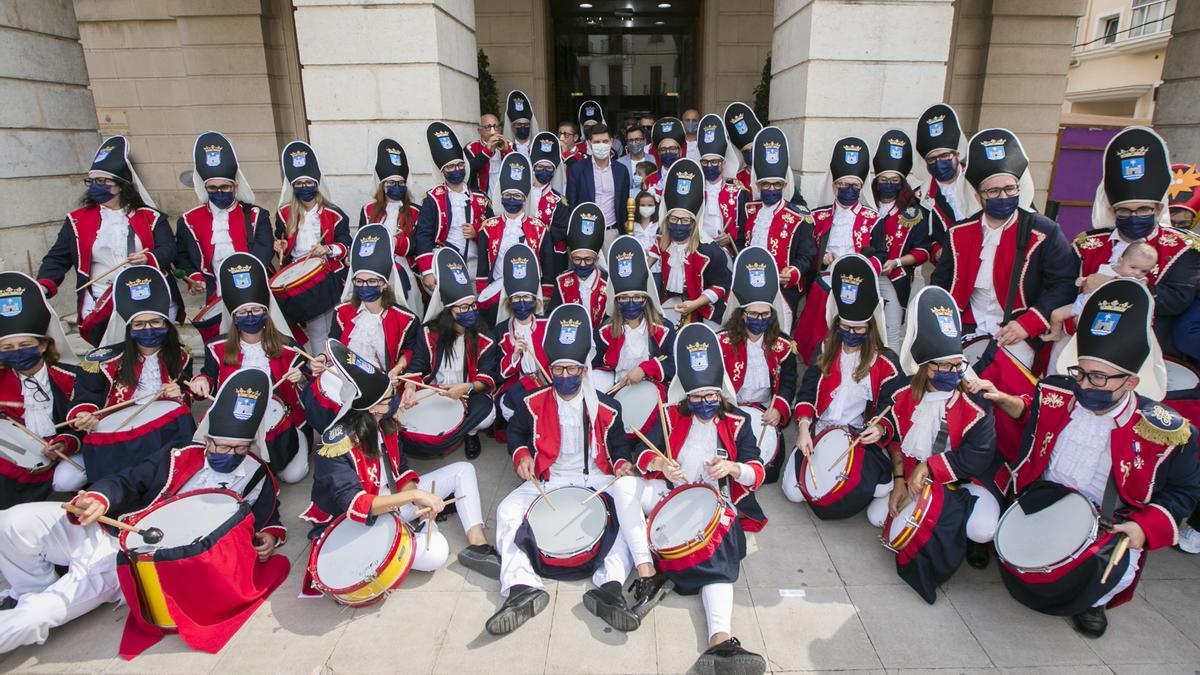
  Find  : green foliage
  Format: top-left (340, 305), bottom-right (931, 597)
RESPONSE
top-left (753, 54), bottom-right (771, 123)
top-left (478, 49), bottom-right (499, 117)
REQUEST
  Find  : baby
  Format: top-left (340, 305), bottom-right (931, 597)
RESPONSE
top-left (1048, 241), bottom-right (1158, 339)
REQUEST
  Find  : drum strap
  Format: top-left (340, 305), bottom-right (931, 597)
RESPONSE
top-left (582, 408), bottom-right (592, 477)
top-left (243, 464), bottom-right (269, 499)
top-left (379, 447), bottom-right (400, 494)
top-left (1099, 474), bottom-right (1121, 530)
top-left (241, 203), bottom-right (256, 248)
top-left (715, 423), bottom-right (731, 502)
top-left (932, 417), bottom-right (951, 457)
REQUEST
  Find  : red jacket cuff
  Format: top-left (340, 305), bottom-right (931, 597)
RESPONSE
top-left (640, 358), bottom-right (664, 382)
top-left (397, 470), bottom-right (420, 490)
top-left (793, 401), bottom-right (816, 421)
top-left (636, 448), bottom-right (659, 474)
top-left (1128, 503), bottom-right (1179, 551)
top-left (67, 403), bottom-right (99, 420)
top-left (1015, 308), bottom-right (1049, 336)
top-left (260, 524), bottom-right (288, 547)
top-left (348, 491), bottom-right (374, 524)
top-left (927, 452), bottom-right (958, 484)
top-left (52, 434), bottom-right (80, 455)
top-left (38, 279), bottom-right (58, 297)
top-left (771, 396), bottom-right (791, 424)
top-left (511, 446), bottom-right (532, 472)
top-left (67, 491), bottom-right (109, 525)
top-left (416, 252), bottom-right (434, 275)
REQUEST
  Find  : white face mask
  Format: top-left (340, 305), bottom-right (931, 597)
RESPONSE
top-left (638, 205), bottom-right (656, 219)
top-left (590, 142), bottom-right (611, 160)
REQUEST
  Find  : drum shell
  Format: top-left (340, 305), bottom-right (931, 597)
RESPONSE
top-left (307, 511), bottom-right (416, 607)
top-left (81, 402), bottom-right (196, 483)
top-left (77, 287), bottom-right (114, 347)
top-left (271, 259), bottom-right (345, 323)
top-left (647, 484), bottom-right (736, 574)
top-left (998, 529), bottom-right (1130, 616)
top-left (882, 483), bottom-right (975, 604)
top-left (0, 419), bottom-right (55, 473)
top-left (799, 427), bottom-right (890, 520)
top-left (190, 297), bottom-right (224, 344)
top-left (514, 490), bottom-right (619, 581)
top-left (396, 395), bottom-right (466, 457)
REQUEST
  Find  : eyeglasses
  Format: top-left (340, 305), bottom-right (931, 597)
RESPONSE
top-left (833, 180), bottom-right (862, 190)
top-left (926, 151), bottom-right (956, 163)
top-left (687, 393), bottom-right (720, 404)
top-left (451, 302), bottom-right (479, 314)
top-left (21, 377), bottom-right (49, 404)
top-left (839, 324), bottom-right (868, 334)
top-left (233, 307), bottom-right (266, 319)
top-left (83, 177), bottom-right (117, 187)
top-left (209, 441), bottom-right (250, 455)
top-left (550, 365), bottom-right (583, 376)
top-left (130, 318), bottom-right (166, 330)
top-left (570, 255), bottom-right (597, 265)
top-left (442, 163), bottom-right (466, 173)
top-left (876, 176), bottom-right (902, 185)
top-left (666, 216), bottom-right (692, 226)
top-left (206, 184), bottom-right (236, 194)
top-left (382, 179), bottom-right (406, 188)
top-left (513, 124), bottom-right (531, 130)
top-left (929, 361), bottom-right (965, 373)
top-left (292, 180), bottom-right (318, 190)
top-left (980, 185), bottom-right (1020, 200)
top-left (558, 131), bottom-right (578, 139)
top-left (1067, 365), bottom-right (1130, 388)
top-left (699, 160), bottom-right (722, 168)
top-left (1114, 206), bottom-right (1157, 218)
top-left (353, 278), bottom-right (384, 288)
top-left (744, 310), bottom-right (773, 320)
top-left (480, 124), bottom-right (501, 131)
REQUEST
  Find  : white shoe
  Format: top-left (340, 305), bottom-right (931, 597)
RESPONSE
top-left (1179, 524), bottom-right (1200, 554)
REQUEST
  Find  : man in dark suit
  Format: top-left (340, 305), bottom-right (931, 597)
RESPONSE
top-left (566, 124), bottom-right (630, 252)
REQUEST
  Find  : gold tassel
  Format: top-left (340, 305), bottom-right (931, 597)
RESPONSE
top-left (1134, 416), bottom-right (1192, 447)
top-left (899, 208), bottom-right (922, 230)
top-left (318, 434), bottom-right (353, 459)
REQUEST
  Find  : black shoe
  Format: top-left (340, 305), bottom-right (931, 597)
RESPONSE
top-left (485, 584), bottom-right (549, 636)
top-left (628, 574), bottom-right (672, 619)
top-left (465, 434), bottom-right (482, 460)
top-left (0, 597), bottom-right (16, 611)
top-left (583, 581), bottom-right (640, 632)
top-left (457, 543), bottom-right (501, 580)
top-left (966, 540), bottom-right (990, 570)
top-left (1072, 606), bottom-right (1108, 638)
top-left (696, 637), bottom-right (766, 675)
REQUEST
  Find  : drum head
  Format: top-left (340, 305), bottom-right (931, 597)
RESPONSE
top-left (397, 394), bottom-right (465, 435)
top-left (805, 427), bottom-right (854, 499)
top-left (195, 298), bottom-right (223, 322)
top-left (661, 297), bottom-right (683, 325)
top-left (266, 397), bottom-right (287, 430)
top-left (527, 485), bottom-right (607, 556)
top-left (649, 485), bottom-right (720, 550)
top-left (887, 495), bottom-right (920, 542)
top-left (995, 491), bottom-right (1096, 570)
top-left (590, 370), bottom-right (616, 394)
top-left (316, 514), bottom-right (400, 589)
top-left (126, 491), bottom-right (242, 550)
top-left (0, 419), bottom-right (52, 470)
top-left (95, 400), bottom-right (185, 434)
top-left (962, 336), bottom-right (990, 370)
top-left (1165, 357), bottom-right (1200, 391)
top-left (614, 382), bottom-right (659, 430)
top-left (272, 258), bottom-right (324, 287)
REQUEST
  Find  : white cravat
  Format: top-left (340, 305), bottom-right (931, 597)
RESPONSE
top-left (900, 389), bottom-right (953, 461)
top-left (550, 393), bottom-right (598, 481)
top-left (383, 201), bottom-right (403, 238)
top-left (512, 319), bottom-right (538, 375)
top-left (737, 336), bottom-right (772, 405)
top-left (827, 204), bottom-right (856, 259)
top-left (133, 353), bottom-right (163, 400)
top-left (240, 340), bottom-right (271, 375)
top-left (632, 222), bottom-right (660, 272)
top-left (445, 188), bottom-right (470, 253)
top-left (821, 350), bottom-right (872, 428)
top-left (347, 308), bottom-right (387, 369)
top-left (1045, 396), bottom-right (1127, 506)
top-left (615, 321), bottom-right (650, 380)
top-left (1107, 229), bottom-right (1131, 265)
top-left (295, 205), bottom-right (322, 253)
top-left (493, 215), bottom-right (525, 281)
top-left (20, 366), bottom-right (55, 437)
top-left (970, 215), bottom-right (1013, 336)
top-left (665, 243), bottom-right (689, 294)
top-left (939, 175), bottom-right (963, 220)
top-left (677, 419), bottom-right (757, 489)
top-left (91, 207), bottom-right (131, 295)
top-left (181, 454), bottom-right (263, 504)
top-left (750, 203), bottom-right (776, 249)
top-left (703, 182), bottom-right (723, 240)
top-left (208, 202), bottom-right (236, 273)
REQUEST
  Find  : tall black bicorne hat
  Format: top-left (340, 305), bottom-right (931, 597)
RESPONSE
top-left (374, 138), bottom-right (409, 182)
top-left (663, 158), bottom-right (704, 219)
top-left (965, 128), bottom-right (1028, 191)
top-left (873, 129), bottom-right (913, 176)
top-left (904, 286), bottom-right (962, 369)
top-left (543, 303), bottom-right (591, 366)
top-left (729, 246), bottom-right (779, 308)
top-left (1075, 278), bottom-right (1152, 374)
top-left (830, 136), bottom-right (870, 182)
top-left (282, 140), bottom-right (321, 184)
top-left (350, 224), bottom-right (393, 282)
top-left (113, 265), bottom-right (171, 325)
top-left (652, 117), bottom-right (686, 149)
top-left (724, 102), bottom-right (762, 150)
top-left (90, 135), bottom-right (133, 182)
top-left (578, 100), bottom-right (604, 128)
top-left (499, 153), bottom-right (532, 196)
top-left (219, 252), bottom-right (271, 315)
top-left (752, 126), bottom-right (790, 182)
top-left (608, 235), bottom-right (651, 296)
top-left (434, 247), bottom-right (475, 307)
top-left (830, 254), bottom-right (880, 324)
top-left (206, 368), bottom-right (271, 442)
top-left (327, 339), bottom-right (391, 411)
top-left (506, 90), bottom-right (532, 123)
top-left (530, 131), bottom-right (561, 168)
top-left (1103, 127), bottom-right (1171, 206)
top-left (0, 272), bottom-right (51, 339)
top-left (503, 243), bottom-right (541, 298)
top-left (916, 103), bottom-right (962, 158)
top-left (674, 323), bottom-right (724, 393)
top-left (566, 202), bottom-right (605, 253)
top-left (697, 113), bottom-right (729, 159)
top-left (426, 122), bottom-right (465, 170)
top-left (194, 131), bottom-right (238, 183)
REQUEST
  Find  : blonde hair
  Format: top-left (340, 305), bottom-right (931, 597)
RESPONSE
top-left (285, 191), bottom-right (328, 240)
top-left (656, 209), bottom-right (700, 254)
top-left (609, 292), bottom-right (662, 338)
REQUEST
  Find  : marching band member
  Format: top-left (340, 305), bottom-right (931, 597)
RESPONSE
top-left (696, 113), bottom-right (747, 254)
top-left (652, 159), bottom-right (732, 325)
top-left (415, 122), bottom-right (493, 291)
top-left (68, 266), bottom-right (195, 484)
top-left (642, 117), bottom-right (684, 197)
top-left (992, 279), bottom-right (1200, 637)
top-left (0, 273), bottom-right (82, 506)
top-left (871, 130), bottom-right (932, 352)
top-left (487, 303), bottom-right (636, 636)
top-left (550, 202), bottom-right (610, 327)
top-left (273, 140), bottom-right (352, 350)
top-left (303, 340), bottom-right (500, 587)
top-left (876, 287), bottom-right (1002, 602)
top-left (189, 253), bottom-right (310, 483)
top-left (503, 89), bottom-right (538, 158)
top-left (794, 136), bottom-right (884, 364)
top-left (787, 255), bottom-right (899, 517)
top-left (630, 189), bottom-right (662, 276)
top-left (174, 131), bottom-right (274, 324)
top-left (527, 131), bottom-right (571, 278)
top-left (37, 135), bottom-right (175, 347)
top-left (476, 153), bottom-right (551, 323)
top-left (616, 322), bottom-right (767, 675)
top-left (0, 369), bottom-right (289, 656)
top-left (401, 248), bottom-right (499, 460)
top-left (914, 103), bottom-right (979, 256)
top-left (358, 139), bottom-right (423, 312)
top-left (1168, 163), bottom-right (1200, 231)
top-left (723, 102), bottom-right (763, 193)
top-left (495, 244), bottom-right (550, 422)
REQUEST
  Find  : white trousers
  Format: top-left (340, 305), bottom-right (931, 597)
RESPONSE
top-left (867, 482), bottom-right (999, 544)
top-left (878, 277), bottom-right (903, 353)
top-left (305, 309), bottom-right (335, 355)
top-left (276, 433), bottom-right (310, 484)
top-left (701, 583), bottom-right (734, 640)
top-left (52, 457), bottom-right (87, 493)
top-left (495, 473), bottom-right (633, 595)
top-left (0, 503), bottom-right (123, 654)
top-left (399, 462), bottom-right (487, 572)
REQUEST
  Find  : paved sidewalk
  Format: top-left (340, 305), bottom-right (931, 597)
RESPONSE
top-left (2, 436), bottom-right (1200, 674)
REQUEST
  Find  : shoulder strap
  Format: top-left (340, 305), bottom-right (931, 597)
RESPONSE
top-left (242, 462), bottom-right (269, 498)
top-left (242, 202), bottom-right (255, 246)
top-left (1002, 210), bottom-right (1033, 325)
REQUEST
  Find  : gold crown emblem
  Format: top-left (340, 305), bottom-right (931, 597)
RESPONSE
top-left (842, 144), bottom-right (862, 152)
top-left (926, 114), bottom-right (945, 124)
top-left (0, 286), bottom-right (24, 298)
top-left (686, 341), bottom-right (709, 352)
top-left (385, 147), bottom-right (402, 156)
top-left (1098, 299), bottom-right (1133, 312)
top-left (359, 235), bottom-right (380, 244)
top-left (509, 256), bottom-right (528, 265)
top-left (676, 170), bottom-right (696, 180)
top-left (702, 123), bottom-right (719, 132)
top-left (745, 262), bottom-right (767, 272)
top-left (615, 251), bottom-right (634, 262)
top-left (560, 318), bottom-right (582, 329)
top-left (980, 138), bottom-right (1007, 148)
top-left (1117, 146), bottom-right (1149, 159)
top-left (507, 161), bottom-right (524, 171)
top-left (730, 113), bottom-right (745, 123)
top-left (203, 144), bottom-right (223, 153)
top-left (434, 130), bottom-right (450, 138)
top-left (125, 278), bottom-right (151, 288)
top-left (234, 387), bottom-right (261, 400)
top-left (887, 138), bottom-right (907, 147)
top-left (840, 273), bottom-right (863, 285)
top-left (98, 145), bottom-right (115, 156)
top-left (289, 149), bottom-right (307, 158)
top-left (762, 141), bottom-right (781, 150)
top-left (447, 262), bottom-right (463, 270)
top-left (227, 264), bottom-right (252, 274)
top-left (931, 305), bottom-right (954, 317)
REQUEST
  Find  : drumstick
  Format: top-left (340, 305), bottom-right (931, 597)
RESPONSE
top-left (605, 380), bottom-right (627, 396)
top-left (1, 413), bottom-right (85, 471)
top-left (52, 389), bottom-right (161, 430)
top-left (0, 400), bottom-right (23, 408)
top-left (112, 384), bottom-right (171, 431)
top-left (425, 480), bottom-right (436, 551)
top-left (75, 254), bottom-right (141, 293)
top-left (582, 475), bottom-right (620, 503)
top-left (655, 397), bottom-right (670, 437)
top-left (406, 379), bottom-right (448, 394)
top-left (1100, 534), bottom-right (1131, 584)
top-left (413, 495), bottom-right (461, 519)
top-left (521, 346), bottom-right (552, 385)
top-left (530, 478), bottom-right (556, 510)
top-left (826, 406), bottom-right (893, 473)
top-left (628, 426), bottom-right (677, 469)
top-left (61, 501), bottom-right (163, 544)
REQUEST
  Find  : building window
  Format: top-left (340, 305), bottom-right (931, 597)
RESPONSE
top-left (1101, 15), bottom-right (1120, 44)
top-left (1129, 0), bottom-right (1174, 38)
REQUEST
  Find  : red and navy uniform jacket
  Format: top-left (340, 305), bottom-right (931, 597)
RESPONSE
top-left (642, 170), bottom-right (665, 200)
top-left (633, 405), bottom-right (765, 506)
top-left (880, 381), bottom-right (998, 493)
top-left (413, 184), bottom-right (493, 274)
top-left (808, 202), bottom-right (884, 281)
top-left (36, 205), bottom-right (174, 305)
top-left (931, 210), bottom-right (1077, 339)
top-left (359, 201), bottom-right (422, 269)
top-left (997, 377), bottom-right (1200, 556)
top-left (550, 270), bottom-right (609, 327)
top-left (719, 330), bottom-right (797, 424)
top-left (475, 215), bottom-right (553, 298)
top-left (195, 338), bottom-right (307, 430)
top-left (920, 176), bottom-right (964, 258)
top-left (466, 139), bottom-right (512, 194)
top-left (495, 317), bottom-right (550, 394)
top-left (70, 344), bottom-right (194, 417)
top-left (0, 364), bottom-right (84, 486)
top-left (649, 242), bottom-right (732, 322)
top-left (1073, 225), bottom-right (1200, 319)
top-left (794, 346), bottom-right (900, 426)
top-left (302, 424), bottom-right (418, 533)
top-left (174, 202), bottom-right (274, 297)
top-left (328, 302), bottom-right (421, 371)
top-left (736, 167), bottom-right (752, 193)
top-left (741, 201), bottom-right (816, 290)
top-left (594, 319), bottom-right (676, 389)
top-left (273, 203), bottom-right (352, 267)
top-left (710, 181), bottom-right (749, 252)
top-left (404, 326), bottom-right (500, 395)
top-left (873, 204), bottom-right (932, 306)
top-left (506, 386), bottom-right (632, 479)
top-left (73, 443), bottom-right (286, 546)
top-left (537, 189), bottom-right (572, 269)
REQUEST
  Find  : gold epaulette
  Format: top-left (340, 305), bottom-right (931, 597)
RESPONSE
top-left (899, 207), bottom-right (922, 230)
top-left (317, 424), bottom-right (353, 458)
top-left (1134, 403), bottom-right (1192, 447)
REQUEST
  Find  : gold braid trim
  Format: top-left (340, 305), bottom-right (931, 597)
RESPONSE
top-left (1134, 416), bottom-right (1192, 447)
top-left (317, 434), bottom-right (353, 458)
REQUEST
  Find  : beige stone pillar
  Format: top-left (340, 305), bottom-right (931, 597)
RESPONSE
top-left (1154, 0), bottom-right (1200, 161)
top-left (293, 0), bottom-right (480, 214)
top-left (476, 0), bottom-right (549, 126)
top-left (769, 0), bottom-right (956, 201)
top-left (701, 0), bottom-right (773, 115)
top-left (0, 0), bottom-right (99, 279)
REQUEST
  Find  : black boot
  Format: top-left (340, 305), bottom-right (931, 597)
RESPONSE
top-left (0, 597), bottom-right (16, 611)
top-left (965, 540), bottom-right (990, 569)
top-left (696, 637), bottom-right (766, 675)
top-left (628, 574), bottom-right (672, 619)
top-left (583, 581), bottom-right (640, 631)
top-left (457, 543), bottom-right (501, 579)
top-left (1072, 606), bottom-right (1108, 638)
top-left (464, 433), bottom-right (482, 460)
top-left (485, 584), bottom-right (549, 636)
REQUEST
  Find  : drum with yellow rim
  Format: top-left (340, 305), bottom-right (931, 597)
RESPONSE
top-left (881, 478), bottom-right (937, 554)
top-left (308, 511), bottom-right (416, 607)
top-left (647, 483), bottom-right (735, 571)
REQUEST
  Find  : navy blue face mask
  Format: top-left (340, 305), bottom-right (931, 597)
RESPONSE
top-left (984, 195), bottom-right (1020, 220)
top-left (742, 148), bottom-right (753, 165)
top-left (0, 346), bottom-right (43, 372)
top-left (876, 182), bottom-right (902, 199)
top-left (930, 369), bottom-right (963, 392)
top-left (501, 196), bottom-right (525, 215)
top-left (658, 150), bottom-right (680, 167)
top-left (130, 326), bottom-right (169, 348)
top-left (207, 190), bottom-right (236, 210)
top-left (386, 393), bottom-right (402, 418)
top-left (838, 328), bottom-right (867, 347)
top-left (619, 299), bottom-right (646, 320)
top-left (927, 157), bottom-right (956, 182)
top-left (514, 126), bottom-right (531, 140)
top-left (384, 183), bottom-right (407, 201)
top-left (553, 373), bottom-right (582, 397)
top-left (510, 298), bottom-right (536, 320)
top-left (702, 164), bottom-right (723, 182)
top-left (208, 451), bottom-right (245, 474)
top-left (444, 168), bottom-right (466, 186)
top-left (453, 308), bottom-right (478, 329)
top-left (88, 182), bottom-right (116, 204)
top-left (293, 184), bottom-right (319, 202)
top-left (533, 167), bottom-right (555, 185)
top-left (836, 185), bottom-right (861, 207)
top-left (760, 187), bottom-right (783, 206)
top-left (745, 315), bottom-right (773, 335)
top-left (233, 313), bottom-right (268, 334)
top-left (1115, 213), bottom-right (1157, 241)
top-left (355, 284), bottom-right (383, 303)
top-left (668, 221), bottom-right (693, 242)
top-left (573, 261), bottom-right (596, 278)
top-left (688, 399), bottom-right (720, 420)
top-left (1073, 381), bottom-right (1118, 412)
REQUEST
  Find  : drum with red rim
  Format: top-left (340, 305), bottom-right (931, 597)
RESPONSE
top-left (513, 485), bottom-right (618, 580)
top-left (396, 393), bottom-right (466, 454)
top-left (798, 425), bottom-right (889, 520)
top-left (307, 511), bottom-right (417, 607)
top-left (269, 256), bottom-right (344, 323)
top-left (77, 285), bottom-right (114, 347)
top-left (191, 296), bottom-right (224, 343)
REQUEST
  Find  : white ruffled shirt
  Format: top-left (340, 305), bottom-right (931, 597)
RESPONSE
top-left (91, 207), bottom-right (131, 296)
top-left (820, 350), bottom-right (872, 429)
top-left (750, 202), bottom-right (777, 249)
top-left (827, 204), bottom-right (856, 259)
top-left (20, 365), bottom-right (55, 438)
top-left (180, 454), bottom-right (264, 504)
top-left (738, 336), bottom-right (772, 406)
top-left (900, 389), bottom-right (953, 461)
top-left (550, 393), bottom-right (599, 481)
top-left (511, 318), bottom-right (539, 375)
top-left (382, 200), bottom-right (403, 238)
top-left (703, 181), bottom-right (723, 240)
top-left (632, 221), bottom-right (661, 272)
top-left (240, 340), bottom-right (271, 375)
top-left (295, 205), bottom-right (322, 254)
top-left (665, 243), bottom-right (689, 294)
top-left (615, 321), bottom-right (650, 380)
top-left (434, 335), bottom-right (466, 386)
top-left (970, 214), bottom-right (1015, 337)
top-left (445, 188), bottom-right (470, 254)
top-left (132, 353), bottom-right (163, 400)
top-left (677, 419), bottom-right (757, 489)
top-left (208, 202), bottom-right (236, 273)
top-left (348, 308), bottom-right (387, 368)
top-left (492, 215), bottom-right (525, 281)
top-left (1045, 395), bottom-right (1128, 506)
top-left (939, 175), bottom-right (965, 220)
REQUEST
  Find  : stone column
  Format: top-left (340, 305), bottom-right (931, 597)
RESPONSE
top-left (769, 0), bottom-right (956, 200)
top-left (476, 0), bottom-right (549, 125)
top-left (701, 0), bottom-right (773, 115)
top-left (292, 0), bottom-right (480, 213)
top-left (0, 0), bottom-right (99, 280)
top-left (1154, 0), bottom-right (1200, 161)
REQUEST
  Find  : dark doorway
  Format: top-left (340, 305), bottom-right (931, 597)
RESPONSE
top-left (549, 0), bottom-right (700, 132)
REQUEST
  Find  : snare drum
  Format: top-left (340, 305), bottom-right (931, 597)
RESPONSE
top-left (0, 418), bottom-right (53, 473)
top-left (741, 406), bottom-right (780, 467)
top-left (270, 256), bottom-right (344, 323)
top-left (614, 381), bottom-right (661, 433)
top-left (661, 296), bottom-right (720, 330)
top-left (647, 483), bottom-right (734, 572)
top-left (995, 489), bottom-right (1098, 574)
top-left (77, 285), bottom-right (114, 347)
top-left (191, 296), bottom-right (224, 343)
top-left (82, 400), bottom-right (195, 482)
top-left (396, 393), bottom-right (466, 454)
top-left (881, 480), bottom-right (938, 556)
top-left (308, 511), bottom-right (416, 606)
top-left (798, 425), bottom-right (889, 520)
top-left (962, 334), bottom-right (990, 371)
top-left (881, 479), bottom-right (977, 603)
top-left (1165, 355), bottom-right (1200, 392)
top-left (262, 395), bottom-right (304, 476)
top-left (514, 485), bottom-right (616, 580)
